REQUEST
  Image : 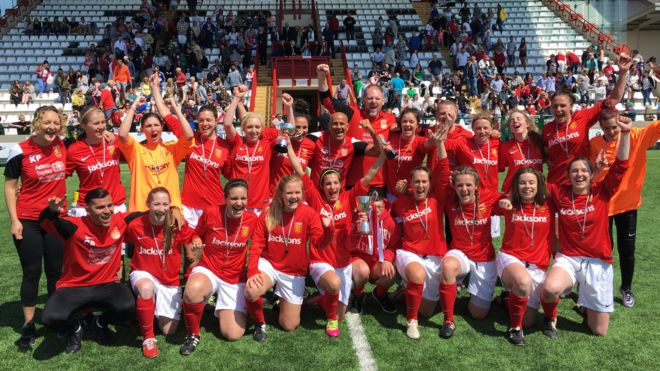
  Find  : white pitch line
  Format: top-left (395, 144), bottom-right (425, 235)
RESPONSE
top-left (345, 312), bottom-right (378, 371)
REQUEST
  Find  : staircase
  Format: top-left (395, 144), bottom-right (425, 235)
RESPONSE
top-left (411, 1), bottom-right (432, 24)
top-left (252, 85), bottom-right (272, 124)
top-left (329, 57), bottom-right (346, 84)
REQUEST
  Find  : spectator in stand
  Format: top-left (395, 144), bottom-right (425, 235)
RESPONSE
top-left (506, 37), bottom-right (516, 67)
top-left (10, 80), bottom-right (22, 106)
top-left (99, 81), bottom-right (117, 123)
top-left (428, 55), bottom-right (443, 82)
top-left (567, 50), bottom-right (581, 73)
top-left (390, 73), bottom-right (405, 108)
top-left (9, 114), bottom-right (31, 135)
top-left (371, 47), bottom-right (385, 68)
top-left (22, 81), bottom-right (35, 104)
top-left (409, 31), bottom-right (421, 52)
top-left (35, 60), bottom-right (51, 95)
top-left (455, 47), bottom-right (470, 70)
top-left (641, 70), bottom-right (655, 106)
top-left (490, 74), bottom-right (505, 97)
top-left (113, 58), bottom-right (132, 93)
top-left (335, 79), bottom-right (351, 105)
top-left (518, 38), bottom-right (527, 67)
top-left (494, 49), bottom-right (506, 75)
top-left (177, 17), bottom-right (190, 45)
top-left (465, 56), bottom-right (479, 98)
top-left (343, 14), bottom-right (356, 40)
top-left (556, 51), bottom-right (567, 73)
top-left (226, 65), bottom-right (243, 88)
top-left (496, 4), bottom-right (507, 32)
top-left (328, 14), bottom-right (340, 39)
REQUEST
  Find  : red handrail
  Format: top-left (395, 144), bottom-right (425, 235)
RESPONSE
top-left (249, 49), bottom-right (259, 111)
top-left (271, 63), bottom-right (278, 123)
top-left (543, 0), bottom-right (631, 58)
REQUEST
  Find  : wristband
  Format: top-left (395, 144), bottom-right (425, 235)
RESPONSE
top-left (620, 129), bottom-right (631, 133)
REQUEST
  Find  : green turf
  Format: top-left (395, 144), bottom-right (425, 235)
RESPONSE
top-left (0, 154), bottom-right (659, 369)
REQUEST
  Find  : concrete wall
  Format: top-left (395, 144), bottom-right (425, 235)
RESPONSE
top-left (626, 30), bottom-right (660, 60)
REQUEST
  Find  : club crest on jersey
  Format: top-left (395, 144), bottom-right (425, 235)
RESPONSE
top-left (53, 146), bottom-right (62, 158)
top-left (110, 226), bottom-right (121, 240)
top-left (380, 119), bottom-right (388, 129)
top-left (341, 148), bottom-right (348, 156)
top-left (294, 222), bottom-right (303, 234)
top-left (537, 205), bottom-right (546, 212)
top-left (257, 146), bottom-right (263, 153)
top-left (108, 145), bottom-right (115, 155)
top-left (241, 226), bottom-right (249, 237)
top-left (479, 204), bottom-right (487, 214)
top-left (491, 149), bottom-right (497, 156)
top-left (569, 122), bottom-right (577, 130)
top-left (215, 149), bottom-right (222, 158)
top-left (334, 201), bottom-right (342, 210)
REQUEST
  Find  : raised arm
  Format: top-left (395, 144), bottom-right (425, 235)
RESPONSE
top-left (163, 97), bottom-right (194, 141)
top-left (616, 115), bottom-right (631, 161)
top-left (317, 64), bottom-right (330, 93)
top-left (281, 93), bottom-right (295, 124)
top-left (119, 95), bottom-right (145, 142)
top-left (223, 85), bottom-right (248, 141)
top-left (608, 53), bottom-right (632, 105)
top-left (150, 73), bottom-right (170, 116)
top-left (286, 137), bottom-right (306, 177)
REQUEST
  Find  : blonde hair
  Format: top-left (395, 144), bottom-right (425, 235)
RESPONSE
top-left (31, 105), bottom-right (66, 136)
top-left (240, 112), bottom-right (262, 128)
top-left (265, 174), bottom-right (303, 232)
top-left (80, 107), bottom-right (105, 127)
top-left (471, 111), bottom-right (494, 128)
top-left (505, 109), bottom-right (539, 133)
top-left (451, 166), bottom-right (482, 217)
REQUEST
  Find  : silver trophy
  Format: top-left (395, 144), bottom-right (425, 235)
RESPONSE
top-left (356, 195), bottom-right (374, 235)
top-left (274, 122), bottom-right (303, 153)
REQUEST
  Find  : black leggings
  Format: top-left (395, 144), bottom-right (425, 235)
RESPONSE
top-left (609, 210), bottom-right (637, 290)
top-left (13, 219), bottom-right (63, 306)
top-left (42, 282), bottom-right (135, 333)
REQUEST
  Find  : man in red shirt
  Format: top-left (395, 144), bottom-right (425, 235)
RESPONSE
top-left (40, 188), bottom-right (136, 353)
top-left (317, 64), bottom-right (396, 190)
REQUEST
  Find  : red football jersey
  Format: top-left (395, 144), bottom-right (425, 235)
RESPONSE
top-left (195, 206), bottom-right (259, 284)
top-left (498, 137), bottom-right (544, 193)
top-left (41, 212), bottom-right (127, 288)
top-left (247, 204), bottom-right (331, 277)
top-left (269, 137), bottom-right (316, 195)
top-left (392, 157), bottom-right (451, 257)
top-left (384, 134), bottom-right (431, 197)
top-left (427, 125), bottom-right (473, 170)
top-left (66, 136), bottom-right (125, 206)
top-left (345, 109), bottom-right (396, 187)
top-left (5, 137), bottom-right (66, 219)
top-left (445, 189), bottom-right (499, 262)
top-left (182, 133), bottom-right (231, 209)
top-left (446, 137), bottom-right (500, 192)
top-left (227, 128), bottom-right (278, 209)
top-left (496, 202), bottom-right (555, 269)
top-left (126, 214), bottom-right (194, 286)
top-left (309, 132), bottom-right (364, 190)
top-left (548, 159), bottom-right (628, 263)
top-left (542, 100), bottom-right (604, 185)
top-left (303, 174), bottom-right (366, 268)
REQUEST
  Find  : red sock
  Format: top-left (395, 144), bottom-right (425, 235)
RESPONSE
top-left (353, 287), bottom-right (365, 297)
top-left (246, 297), bottom-right (265, 325)
top-left (374, 285), bottom-right (388, 297)
top-left (541, 297), bottom-right (560, 321)
top-left (324, 292), bottom-right (339, 321)
top-left (439, 283), bottom-right (457, 324)
top-left (507, 293), bottom-right (529, 329)
top-left (136, 297), bottom-right (156, 339)
top-left (183, 301), bottom-right (204, 336)
top-left (405, 281), bottom-right (424, 321)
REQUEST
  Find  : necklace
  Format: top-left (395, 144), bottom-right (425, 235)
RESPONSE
top-left (326, 135), bottom-right (344, 171)
top-left (414, 198), bottom-right (429, 240)
top-left (150, 224), bottom-right (166, 270)
top-left (243, 139), bottom-right (260, 181)
top-left (280, 213), bottom-right (296, 254)
top-left (555, 121), bottom-right (571, 155)
top-left (223, 207), bottom-right (244, 261)
top-left (519, 203), bottom-right (536, 247)
top-left (145, 144), bottom-right (165, 184)
top-left (474, 138), bottom-right (491, 179)
top-left (199, 133), bottom-right (217, 177)
top-left (86, 138), bottom-right (107, 179)
top-left (515, 137), bottom-right (531, 164)
top-left (570, 190), bottom-right (590, 240)
top-left (458, 200), bottom-right (477, 247)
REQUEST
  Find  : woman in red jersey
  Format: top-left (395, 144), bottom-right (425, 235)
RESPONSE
top-left (496, 168), bottom-right (554, 345)
top-left (498, 110), bottom-right (544, 194)
top-left (540, 116), bottom-right (631, 338)
top-left (179, 179), bottom-right (259, 354)
top-left (244, 175), bottom-right (333, 342)
top-left (286, 121), bottom-right (385, 337)
top-left (66, 107), bottom-right (126, 216)
top-left (269, 93), bottom-right (316, 195)
top-left (4, 105), bottom-right (66, 349)
top-left (348, 193), bottom-right (401, 315)
top-left (391, 128), bottom-right (449, 339)
top-left (126, 187), bottom-right (194, 358)
top-left (384, 107), bottom-right (434, 200)
top-left (223, 85), bottom-right (279, 215)
top-left (542, 54), bottom-right (631, 185)
top-left (438, 167), bottom-right (500, 340)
